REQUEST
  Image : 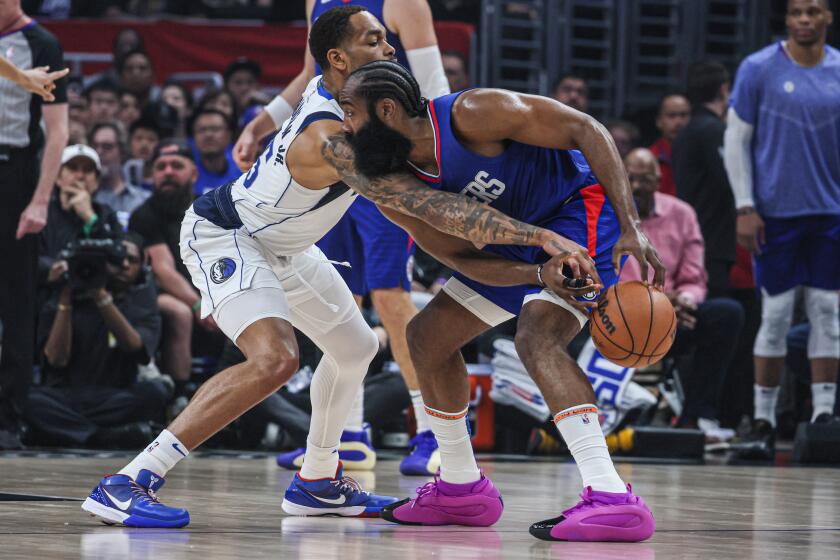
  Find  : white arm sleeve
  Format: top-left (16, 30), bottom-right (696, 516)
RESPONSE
top-left (264, 95), bottom-right (294, 129)
top-left (723, 106), bottom-right (756, 209)
top-left (405, 46), bottom-right (451, 99)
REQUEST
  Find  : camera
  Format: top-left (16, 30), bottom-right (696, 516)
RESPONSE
top-left (59, 238), bottom-right (127, 291)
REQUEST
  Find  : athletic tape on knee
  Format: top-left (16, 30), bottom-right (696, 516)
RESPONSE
top-left (754, 289), bottom-right (796, 357)
top-left (805, 288), bottom-right (840, 359)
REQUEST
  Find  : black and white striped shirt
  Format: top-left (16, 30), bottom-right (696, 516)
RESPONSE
top-left (0, 20), bottom-right (66, 148)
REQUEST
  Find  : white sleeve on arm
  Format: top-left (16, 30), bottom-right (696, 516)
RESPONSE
top-left (723, 106), bottom-right (756, 209)
top-left (264, 95), bottom-right (294, 129)
top-left (406, 46), bottom-right (451, 99)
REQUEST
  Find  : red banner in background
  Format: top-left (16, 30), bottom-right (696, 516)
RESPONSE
top-left (41, 18), bottom-right (474, 87)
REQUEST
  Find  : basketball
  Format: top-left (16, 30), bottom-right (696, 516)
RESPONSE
top-left (589, 281), bottom-right (676, 368)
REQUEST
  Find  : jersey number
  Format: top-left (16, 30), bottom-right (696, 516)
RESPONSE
top-left (243, 136), bottom-right (277, 189)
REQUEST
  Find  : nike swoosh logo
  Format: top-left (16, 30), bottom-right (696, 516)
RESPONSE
top-left (172, 443), bottom-right (187, 457)
top-left (304, 490), bottom-right (346, 505)
top-left (104, 489), bottom-right (133, 511)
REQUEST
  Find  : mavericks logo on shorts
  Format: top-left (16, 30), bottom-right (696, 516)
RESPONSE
top-left (581, 290), bottom-right (598, 301)
top-left (210, 258), bottom-right (237, 284)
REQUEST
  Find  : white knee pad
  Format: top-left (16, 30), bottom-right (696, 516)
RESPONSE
top-left (804, 288), bottom-right (840, 359)
top-left (754, 289), bottom-right (796, 358)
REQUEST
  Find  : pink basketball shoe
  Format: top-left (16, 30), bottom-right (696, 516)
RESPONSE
top-left (380, 473), bottom-right (503, 527)
top-left (529, 485), bottom-right (655, 542)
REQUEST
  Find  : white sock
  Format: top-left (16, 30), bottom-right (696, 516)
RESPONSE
top-left (754, 384), bottom-right (780, 427)
top-left (300, 440), bottom-right (339, 480)
top-left (119, 430), bottom-right (188, 480)
top-left (554, 404), bottom-right (626, 493)
top-left (345, 387), bottom-right (365, 432)
top-left (811, 383), bottom-right (837, 421)
top-left (426, 405), bottom-right (480, 484)
top-left (410, 390), bottom-right (430, 433)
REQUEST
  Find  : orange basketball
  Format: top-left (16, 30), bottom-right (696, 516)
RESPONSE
top-left (589, 281), bottom-right (676, 368)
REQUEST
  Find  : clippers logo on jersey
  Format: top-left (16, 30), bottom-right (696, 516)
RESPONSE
top-left (460, 171), bottom-right (506, 204)
top-left (210, 258), bottom-right (237, 284)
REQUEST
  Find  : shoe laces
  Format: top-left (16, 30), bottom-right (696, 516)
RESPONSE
top-left (562, 487), bottom-right (597, 517)
top-left (412, 475), bottom-right (440, 507)
top-left (561, 486), bottom-right (635, 517)
top-left (331, 475), bottom-right (369, 496)
top-left (130, 482), bottom-right (161, 506)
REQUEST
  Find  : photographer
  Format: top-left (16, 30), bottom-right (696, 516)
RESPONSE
top-left (39, 145), bottom-right (122, 295)
top-left (24, 234), bottom-right (170, 448)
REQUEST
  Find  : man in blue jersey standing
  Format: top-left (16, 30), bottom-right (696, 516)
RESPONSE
top-left (334, 61), bottom-right (664, 542)
top-left (236, 0), bottom-right (452, 477)
top-left (724, 0), bottom-right (840, 460)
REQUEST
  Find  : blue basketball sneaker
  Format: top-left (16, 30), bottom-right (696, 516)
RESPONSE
top-left (81, 469), bottom-right (190, 528)
top-left (282, 462), bottom-right (397, 517)
top-left (276, 425), bottom-right (377, 471)
top-left (399, 430), bottom-right (441, 476)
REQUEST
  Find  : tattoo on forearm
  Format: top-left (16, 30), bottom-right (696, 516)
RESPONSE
top-left (322, 134), bottom-right (545, 246)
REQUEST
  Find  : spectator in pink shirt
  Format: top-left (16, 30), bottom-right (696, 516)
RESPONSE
top-left (622, 148), bottom-right (744, 438)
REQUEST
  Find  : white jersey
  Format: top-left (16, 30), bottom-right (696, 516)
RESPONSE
top-left (192, 77), bottom-right (356, 257)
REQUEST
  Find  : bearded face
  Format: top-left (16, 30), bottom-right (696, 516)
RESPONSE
top-left (345, 109), bottom-right (413, 178)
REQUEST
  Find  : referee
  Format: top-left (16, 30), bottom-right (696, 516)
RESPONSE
top-left (0, 1), bottom-right (68, 448)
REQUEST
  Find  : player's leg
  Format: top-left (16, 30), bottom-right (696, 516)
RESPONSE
top-left (519, 191), bottom-right (652, 541)
top-left (381, 279), bottom-right (506, 527)
top-left (351, 198), bottom-right (438, 473)
top-left (277, 246), bottom-right (396, 516)
top-left (276, 210), bottom-right (375, 471)
top-left (82, 311), bottom-right (298, 528)
top-left (803, 216), bottom-right (840, 422)
top-left (740, 217), bottom-right (805, 458)
top-left (515, 296), bottom-right (654, 542)
top-left (81, 214), bottom-right (295, 528)
top-left (372, 287), bottom-right (441, 474)
top-left (804, 287), bottom-right (839, 422)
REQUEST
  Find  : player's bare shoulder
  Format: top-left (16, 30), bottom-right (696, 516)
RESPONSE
top-left (450, 89), bottom-right (529, 144)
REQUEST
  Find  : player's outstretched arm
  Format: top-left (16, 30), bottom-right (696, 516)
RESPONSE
top-left (452, 90), bottom-right (665, 287)
top-left (320, 132), bottom-right (600, 282)
top-left (379, 205), bottom-right (600, 309)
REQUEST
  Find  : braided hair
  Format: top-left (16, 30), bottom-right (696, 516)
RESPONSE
top-left (347, 60), bottom-right (427, 117)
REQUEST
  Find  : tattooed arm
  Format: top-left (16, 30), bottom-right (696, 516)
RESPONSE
top-left (379, 205), bottom-right (601, 308)
top-left (321, 133), bottom-right (597, 281)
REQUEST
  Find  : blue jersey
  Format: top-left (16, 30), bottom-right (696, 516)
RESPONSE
top-left (730, 42), bottom-right (840, 218)
top-left (312, 0), bottom-right (408, 76)
top-left (411, 92), bottom-right (621, 316)
top-left (411, 92), bottom-right (606, 228)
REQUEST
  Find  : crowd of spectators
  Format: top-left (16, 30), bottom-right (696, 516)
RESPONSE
top-left (7, 3), bottom-right (837, 454)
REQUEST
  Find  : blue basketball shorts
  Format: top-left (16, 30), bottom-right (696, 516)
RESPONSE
top-left (316, 196), bottom-right (415, 296)
top-left (753, 215), bottom-right (840, 296)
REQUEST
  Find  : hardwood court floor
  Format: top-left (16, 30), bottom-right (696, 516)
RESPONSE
top-left (1, 454), bottom-right (839, 559)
